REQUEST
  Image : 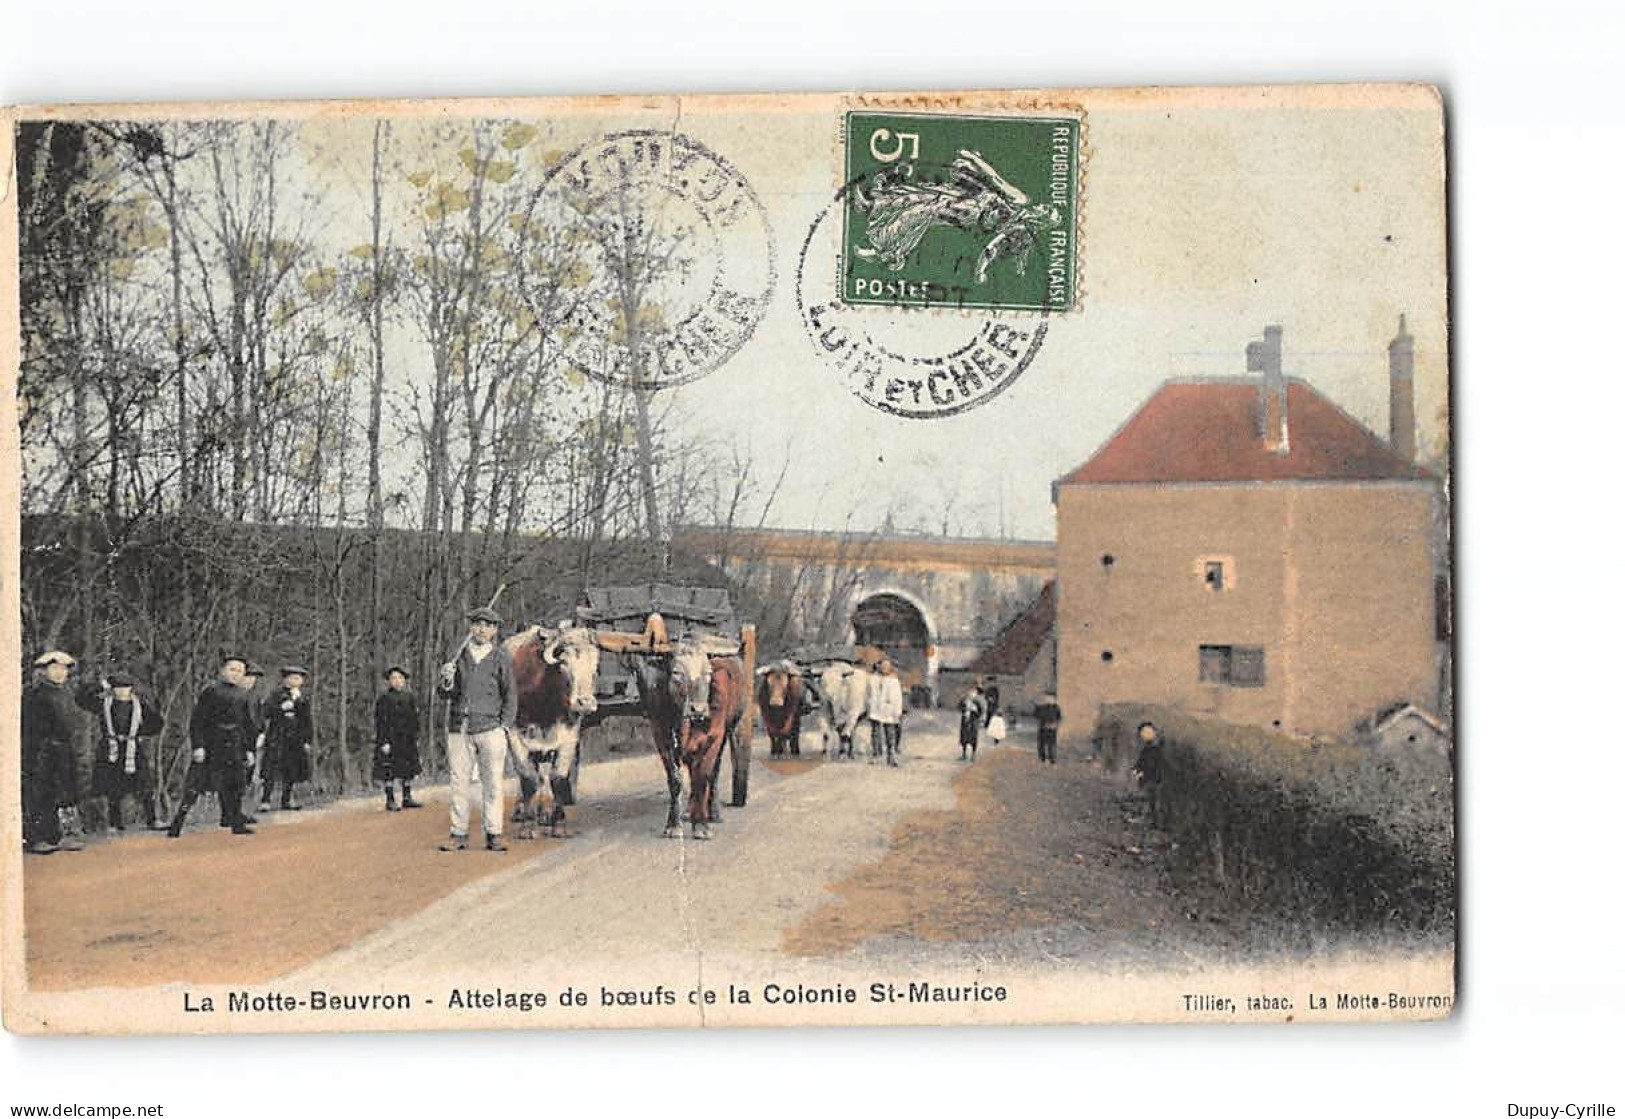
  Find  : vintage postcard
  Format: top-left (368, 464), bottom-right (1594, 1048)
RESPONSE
top-left (1, 86), bottom-right (1453, 1034)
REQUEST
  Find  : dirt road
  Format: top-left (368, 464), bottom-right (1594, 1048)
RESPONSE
top-left (24, 712), bottom-right (1275, 994)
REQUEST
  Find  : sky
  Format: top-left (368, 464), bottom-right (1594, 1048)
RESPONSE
top-left (85, 87), bottom-right (1449, 542)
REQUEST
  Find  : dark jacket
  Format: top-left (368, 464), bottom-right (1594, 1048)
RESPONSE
top-left (373, 688), bottom-right (422, 782)
top-left (22, 678), bottom-right (82, 803)
top-left (265, 684), bottom-right (314, 783)
top-left (1033, 700), bottom-right (1063, 730)
top-left (440, 644), bottom-right (517, 735)
top-left (264, 685), bottom-right (313, 750)
top-left (241, 689), bottom-right (265, 745)
top-left (188, 678), bottom-right (252, 773)
top-left (958, 693), bottom-right (986, 742)
top-left (1132, 742), bottom-right (1163, 786)
top-left (76, 686), bottom-right (164, 740)
top-left (375, 688), bottom-right (419, 747)
top-left (77, 687), bottom-right (164, 773)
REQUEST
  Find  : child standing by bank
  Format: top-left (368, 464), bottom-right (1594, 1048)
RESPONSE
top-left (1131, 721), bottom-right (1164, 824)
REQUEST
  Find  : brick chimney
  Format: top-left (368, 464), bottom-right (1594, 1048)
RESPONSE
top-left (1388, 314), bottom-right (1415, 463)
top-left (1247, 324), bottom-right (1288, 453)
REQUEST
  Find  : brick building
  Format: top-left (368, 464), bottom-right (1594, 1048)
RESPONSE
top-left (1052, 320), bottom-right (1444, 739)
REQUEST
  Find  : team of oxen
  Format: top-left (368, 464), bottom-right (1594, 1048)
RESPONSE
top-left (497, 616), bottom-right (868, 842)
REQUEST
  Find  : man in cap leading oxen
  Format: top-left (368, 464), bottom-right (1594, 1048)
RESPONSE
top-left (438, 606), bottom-right (517, 853)
top-left (21, 651), bottom-right (86, 854)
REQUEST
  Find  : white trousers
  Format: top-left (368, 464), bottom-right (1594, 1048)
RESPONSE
top-left (447, 727), bottom-right (508, 838)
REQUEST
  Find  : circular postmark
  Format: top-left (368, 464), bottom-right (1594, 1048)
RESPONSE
top-left (796, 174), bottom-right (1048, 420)
top-left (533, 130), bottom-right (776, 391)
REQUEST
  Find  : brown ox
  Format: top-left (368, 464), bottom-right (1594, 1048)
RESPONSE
top-left (629, 638), bottom-right (748, 840)
top-left (757, 666), bottom-right (804, 757)
top-left (506, 625), bottom-right (600, 838)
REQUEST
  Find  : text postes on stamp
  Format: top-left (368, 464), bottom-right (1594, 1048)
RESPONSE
top-left (842, 112), bottom-right (1080, 312)
top-left (534, 130), bottom-right (776, 390)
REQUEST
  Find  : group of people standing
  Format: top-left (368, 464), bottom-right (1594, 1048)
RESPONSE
top-left (22, 650), bottom-right (183, 852)
top-left (954, 680), bottom-right (1065, 766)
top-left (955, 678), bottom-right (1008, 761)
top-left (19, 646), bottom-right (427, 855)
top-left (18, 604), bottom-right (528, 859)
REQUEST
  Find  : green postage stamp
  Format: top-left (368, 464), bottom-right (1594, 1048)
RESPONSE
top-left (841, 111), bottom-right (1081, 311)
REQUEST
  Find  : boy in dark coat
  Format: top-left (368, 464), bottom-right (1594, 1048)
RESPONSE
top-left (168, 655), bottom-right (256, 836)
top-left (957, 683), bottom-right (986, 761)
top-left (77, 669), bottom-right (165, 831)
top-left (262, 665), bottom-right (313, 811)
top-left (373, 666), bottom-right (423, 811)
top-left (1033, 694), bottom-right (1063, 765)
top-left (22, 651), bottom-right (86, 854)
top-left (1130, 721), bottom-right (1164, 824)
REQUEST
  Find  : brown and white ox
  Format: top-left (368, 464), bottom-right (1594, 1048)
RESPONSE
top-left (757, 664), bottom-right (805, 757)
top-left (628, 637), bottom-right (749, 840)
top-left (817, 662), bottom-right (871, 759)
top-left (506, 625), bottom-right (600, 838)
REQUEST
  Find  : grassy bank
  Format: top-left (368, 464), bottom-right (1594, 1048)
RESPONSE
top-left (1093, 704), bottom-right (1455, 934)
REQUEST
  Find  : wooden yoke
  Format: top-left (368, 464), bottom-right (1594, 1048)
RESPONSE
top-left (595, 612), bottom-right (673, 654)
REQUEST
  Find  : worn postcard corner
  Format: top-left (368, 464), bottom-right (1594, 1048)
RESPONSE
top-left (3, 85), bottom-right (1452, 1035)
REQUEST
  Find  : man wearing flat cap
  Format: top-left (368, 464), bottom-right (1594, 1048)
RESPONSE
top-left (22, 651), bottom-right (86, 854)
top-left (437, 606), bottom-right (516, 852)
top-left (168, 653), bottom-right (256, 836)
top-left (75, 668), bottom-right (165, 831)
top-left (261, 665), bottom-right (313, 812)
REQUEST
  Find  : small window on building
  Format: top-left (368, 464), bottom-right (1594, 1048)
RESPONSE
top-left (1198, 644), bottom-right (1266, 688)
top-left (1204, 561), bottom-right (1226, 591)
top-left (1231, 646), bottom-right (1265, 686)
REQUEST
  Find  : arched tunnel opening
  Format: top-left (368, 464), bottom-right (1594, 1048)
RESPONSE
top-left (851, 592), bottom-right (935, 702)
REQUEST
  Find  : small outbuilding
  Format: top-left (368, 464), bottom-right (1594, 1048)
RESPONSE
top-left (1364, 702), bottom-right (1452, 758)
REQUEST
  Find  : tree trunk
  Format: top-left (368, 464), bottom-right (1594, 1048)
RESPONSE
top-left (367, 121), bottom-right (388, 685)
top-left (631, 387), bottom-right (662, 546)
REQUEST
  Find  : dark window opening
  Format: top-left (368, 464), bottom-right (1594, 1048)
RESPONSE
top-left (1101, 554), bottom-right (1115, 567)
top-left (1198, 644), bottom-right (1265, 688)
top-left (1204, 561), bottom-right (1226, 591)
top-left (1100, 650), bottom-right (1114, 663)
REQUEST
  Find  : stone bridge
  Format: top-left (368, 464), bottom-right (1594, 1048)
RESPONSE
top-left (675, 527), bottom-right (1054, 697)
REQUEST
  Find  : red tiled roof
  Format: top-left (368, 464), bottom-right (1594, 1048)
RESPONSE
top-left (967, 581), bottom-right (1054, 677)
top-left (1056, 380), bottom-right (1430, 485)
